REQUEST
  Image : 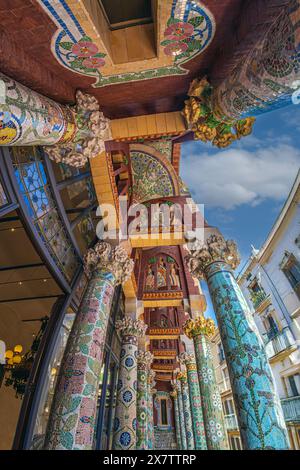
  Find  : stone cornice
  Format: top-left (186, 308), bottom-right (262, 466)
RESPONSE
top-left (115, 317), bottom-right (147, 338)
top-left (183, 315), bottom-right (216, 339)
top-left (185, 234), bottom-right (240, 278)
top-left (83, 241), bottom-right (134, 284)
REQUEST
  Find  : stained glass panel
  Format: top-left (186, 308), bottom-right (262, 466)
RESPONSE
top-left (11, 147), bottom-right (80, 283)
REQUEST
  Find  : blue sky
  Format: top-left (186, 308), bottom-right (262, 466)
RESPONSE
top-left (180, 103), bottom-right (300, 319)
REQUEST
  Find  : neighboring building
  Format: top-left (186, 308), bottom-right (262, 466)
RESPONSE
top-left (237, 171), bottom-right (300, 450)
top-left (211, 329), bottom-right (242, 450)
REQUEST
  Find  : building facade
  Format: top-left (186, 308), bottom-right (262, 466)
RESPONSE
top-left (238, 172), bottom-right (300, 449)
top-left (0, 0), bottom-right (299, 451)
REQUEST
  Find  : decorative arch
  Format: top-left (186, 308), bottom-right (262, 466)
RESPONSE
top-left (130, 144), bottom-right (180, 204)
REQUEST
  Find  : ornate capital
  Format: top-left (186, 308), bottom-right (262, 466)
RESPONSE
top-left (115, 317), bottom-right (147, 338)
top-left (178, 352), bottom-right (196, 370)
top-left (83, 241), bottom-right (134, 284)
top-left (185, 234), bottom-right (240, 278)
top-left (170, 390), bottom-right (177, 398)
top-left (177, 371), bottom-right (187, 383)
top-left (46, 91), bottom-right (111, 168)
top-left (183, 315), bottom-right (215, 339)
top-left (137, 351), bottom-right (153, 370)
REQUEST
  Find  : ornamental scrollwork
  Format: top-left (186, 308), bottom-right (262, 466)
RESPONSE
top-left (115, 318), bottom-right (147, 338)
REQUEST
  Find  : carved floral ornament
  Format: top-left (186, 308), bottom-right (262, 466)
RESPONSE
top-left (137, 350), bottom-right (154, 368)
top-left (83, 241), bottom-right (134, 284)
top-left (45, 91), bottom-right (111, 168)
top-left (178, 351), bottom-right (196, 366)
top-left (115, 317), bottom-right (147, 338)
top-left (185, 234), bottom-right (240, 279)
top-left (170, 389), bottom-right (177, 398)
top-left (177, 371), bottom-right (187, 382)
top-left (183, 315), bottom-right (216, 340)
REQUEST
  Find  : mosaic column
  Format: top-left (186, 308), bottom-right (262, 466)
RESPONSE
top-left (177, 371), bottom-right (195, 450)
top-left (44, 242), bottom-right (133, 450)
top-left (146, 370), bottom-right (156, 450)
top-left (183, 317), bottom-right (228, 450)
top-left (0, 72), bottom-right (110, 167)
top-left (170, 387), bottom-right (182, 450)
top-left (176, 379), bottom-right (187, 450)
top-left (185, 234), bottom-right (290, 449)
top-left (179, 352), bottom-right (207, 450)
top-left (136, 351), bottom-right (153, 450)
top-left (113, 318), bottom-right (147, 450)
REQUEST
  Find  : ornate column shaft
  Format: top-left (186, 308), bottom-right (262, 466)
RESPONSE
top-left (170, 387), bottom-right (182, 450)
top-left (177, 371), bottom-right (195, 450)
top-left (0, 72), bottom-right (111, 167)
top-left (179, 353), bottom-right (207, 450)
top-left (44, 242), bottom-right (133, 450)
top-left (183, 317), bottom-right (228, 450)
top-left (113, 318), bottom-right (147, 450)
top-left (146, 370), bottom-right (156, 450)
top-left (176, 379), bottom-right (187, 450)
top-left (186, 234), bottom-right (290, 449)
top-left (136, 351), bottom-right (153, 450)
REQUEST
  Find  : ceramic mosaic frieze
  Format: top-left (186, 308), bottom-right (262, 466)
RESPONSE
top-left (36, 0), bottom-right (215, 88)
top-left (206, 261), bottom-right (290, 450)
top-left (0, 72), bottom-right (76, 146)
top-left (44, 270), bottom-right (116, 450)
top-left (178, 373), bottom-right (195, 450)
top-left (147, 388), bottom-right (155, 450)
top-left (193, 334), bottom-right (228, 450)
top-left (136, 351), bottom-right (153, 450)
top-left (213, 0), bottom-right (300, 119)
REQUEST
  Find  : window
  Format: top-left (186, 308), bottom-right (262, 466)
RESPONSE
top-left (280, 252), bottom-right (300, 295)
top-left (230, 436), bottom-right (242, 450)
top-left (264, 314), bottom-right (279, 340)
top-left (286, 374), bottom-right (300, 397)
top-left (223, 398), bottom-right (234, 416)
top-left (218, 342), bottom-right (225, 363)
top-left (161, 399), bottom-right (168, 425)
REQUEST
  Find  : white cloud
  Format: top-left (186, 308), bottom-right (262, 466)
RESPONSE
top-left (181, 143), bottom-right (300, 210)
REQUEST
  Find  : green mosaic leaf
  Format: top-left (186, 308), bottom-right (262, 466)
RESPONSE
top-left (187, 39), bottom-right (203, 53)
top-left (70, 59), bottom-right (83, 69)
top-left (82, 324), bottom-right (94, 334)
top-left (161, 40), bottom-right (174, 46)
top-left (88, 357), bottom-right (101, 376)
top-left (188, 16), bottom-right (204, 28)
top-left (60, 431), bottom-right (74, 450)
top-left (68, 396), bottom-right (81, 413)
top-left (80, 35), bottom-right (92, 42)
top-left (83, 384), bottom-right (94, 396)
top-left (63, 414), bottom-right (77, 432)
top-left (167, 17), bottom-right (181, 26)
top-left (80, 343), bottom-right (89, 355)
top-left (60, 42), bottom-right (74, 51)
top-left (94, 52), bottom-right (106, 58)
top-left (86, 371), bottom-right (95, 384)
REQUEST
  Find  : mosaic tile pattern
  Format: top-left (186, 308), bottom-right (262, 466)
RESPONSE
top-left (113, 335), bottom-right (138, 450)
top-left (176, 382), bottom-right (187, 450)
top-left (170, 390), bottom-right (182, 449)
top-left (147, 387), bottom-right (155, 449)
top-left (37, 0), bottom-right (215, 88)
top-left (213, 1), bottom-right (300, 118)
top-left (12, 147), bottom-right (79, 282)
top-left (206, 261), bottom-right (290, 449)
top-left (179, 375), bottom-right (195, 450)
top-left (193, 334), bottom-right (228, 450)
top-left (0, 72), bottom-right (75, 146)
top-left (185, 364), bottom-right (207, 450)
top-left (44, 270), bottom-right (116, 450)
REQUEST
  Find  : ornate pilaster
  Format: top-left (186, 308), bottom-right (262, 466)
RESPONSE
top-left (170, 386), bottom-right (182, 450)
top-left (179, 352), bottom-right (207, 450)
top-left (0, 73), bottom-right (111, 167)
top-left (183, 317), bottom-right (228, 450)
top-left (185, 234), bottom-right (290, 450)
top-left (44, 242), bottom-right (133, 450)
top-left (177, 371), bottom-right (195, 450)
top-left (113, 318), bottom-right (147, 450)
top-left (136, 351), bottom-right (153, 450)
top-left (147, 370), bottom-right (156, 450)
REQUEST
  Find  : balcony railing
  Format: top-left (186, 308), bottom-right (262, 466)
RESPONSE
top-left (251, 291), bottom-right (268, 309)
top-left (263, 327), bottom-right (295, 359)
top-left (281, 396), bottom-right (300, 423)
top-left (224, 414), bottom-right (239, 431)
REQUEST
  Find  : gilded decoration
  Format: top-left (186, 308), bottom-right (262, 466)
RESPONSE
top-left (185, 234), bottom-right (240, 279)
top-left (37, 0), bottom-right (215, 88)
top-left (182, 77), bottom-right (255, 148)
top-left (83, 242), bottom-right (134, 284)
top-left (183, 316), bottom-right (216, 339)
